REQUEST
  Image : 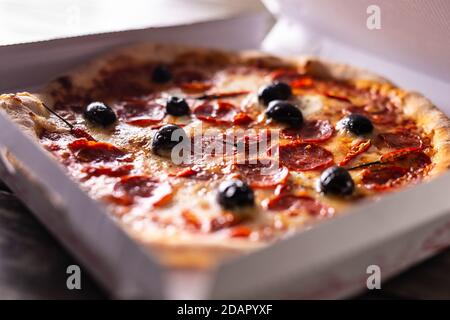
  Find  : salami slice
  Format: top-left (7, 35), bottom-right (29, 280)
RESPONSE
top-left (380, 147), bottom-right (422, 163)
top-left (233, 130), bottom-right (273, 158)
top-left (267, 194), bottom-right (333, 217)
top-left (269, 69), bottom-right (313, 88)
top-left (174, 69), bottom-right (212, 92)
top-left (281, 120), bottom-right (333, 143)
top-left (361, 166), bottom-right (408, 190)
top-left (381, 148), bottom-right (431, 170)
top-left (229, 226), bottom-right (252, 238)
top-left (172, 166), bottom-right (218, 181)
top-left (113, 175), bottom-right (172, 206)
top-left (116, 99), bottom-right (165, 127)
top-left (82, 164), bottom-right (133, 178)
top-left (279, 142), bottom-right (334, 171)
top-left (194, 101), bottom-right (252, 125)
top-left (71, 127), bottom-right (96, 141)
top-left (375, 131), bottom-right (423, 150)
top-left (269, 69), bottom-right (303, 82)
top-left (235, 160), bottom-right (289, 188)
top-left (68, 138), bottom-right (129, 163)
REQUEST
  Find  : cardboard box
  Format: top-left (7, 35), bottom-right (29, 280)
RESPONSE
top-left (1, 1), bottom-right (450, 298)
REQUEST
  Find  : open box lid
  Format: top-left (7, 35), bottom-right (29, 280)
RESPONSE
top-left (262, 0), bottom-right (450, 113)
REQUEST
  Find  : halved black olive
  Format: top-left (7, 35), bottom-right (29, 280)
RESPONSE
top-left (152, 64), bottom-right (172, 83)
top-left (166, 96), bottom-right (190, 116)
top-left (84, 102), bottom-right (117, 127)
top-left (319, 166), bottom-right (355, 196)
top-left (151, 124), bottom-right (187, 157)
top-left (217, 179), bottom-right (255, 209)
top-left (266, 100), bottom-right (303, 127)
top-left (258, 82), bottom-right (292, 106)
top-left (338, 114), bottom-right (374, 136)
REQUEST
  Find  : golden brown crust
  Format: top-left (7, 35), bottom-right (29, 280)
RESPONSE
top-left (300, 57), bottom-right (450, 177)
top-left (301, 57), bottom-right (391, 83)
top-left (402, 92), bottom-right (450, 175)
top-left (2, 43), bottom-right (450, 268)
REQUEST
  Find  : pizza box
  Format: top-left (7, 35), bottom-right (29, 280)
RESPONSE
top-left (1, 1), bottom-right (450, 299)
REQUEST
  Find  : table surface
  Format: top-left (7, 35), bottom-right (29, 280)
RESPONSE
top-left (0, 183), bottom-right (449, 299)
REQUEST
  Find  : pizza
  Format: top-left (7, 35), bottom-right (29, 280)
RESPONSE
top-left (1, 43), bottom-right (450, 268)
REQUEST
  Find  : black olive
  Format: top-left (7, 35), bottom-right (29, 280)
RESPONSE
top-left (258, 82), bottom-right (292, 105)
top-left (266, 100), bottom-right (303, 127)
top-left (166, 96), bottom-right (190, 116)
top-left (339, 114), bottom-right (374, 135)
top-left (217, 179), bottom-right (255, 209)
top-left (151, 124), bottom-right (187, 157)
top-left (84, 102), bottom-right (117, 127)
top-left (319, 166), bottom-right (355, 196)
top-left (152, 64), bottom-right (172, 83)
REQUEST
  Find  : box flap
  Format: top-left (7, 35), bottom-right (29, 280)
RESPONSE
top-left (262, 0), bottom-right (450, 112)
top-left (265, 0), bottom-right (450, 82)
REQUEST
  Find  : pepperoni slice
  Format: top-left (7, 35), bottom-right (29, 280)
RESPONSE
top-left (71, 128), bottom-right (96, 141)
top-left (290, 77), bottom-right (314, 89)
top-left (281, 120), bottom-right (333, 143)
top-left (229, 226), bottom-right (252, 238)
top-left (233, 112), bottom-right (253, 125)
top-left (269, 69), bottom-right (314, 90)
top-left (375, 131), bottom-right (423, 150)
top-left (82, 164), bottom-right (133, 178)
top-left (381, 148), bottom-right (431, 171)
top-left (235, 160), bottom-right (289, 188)
top-left (172, 166), bottom-right (218, 181)
top-left (113, 175), bottom-right (172, 206)
top-left (361, 166), bottom-right (408, 190)
top-left (174, 167), bottom-right (198, 178)
top-left (194, 101), bottom-right (250, 125)
top-left (339, 140), bottom-right (371, 166)
top-left (234, 130), bottom-right (273, 158)
top-left (269, 69), bottom-right (302, 81)
top-left (175, 69), bottom-right (207, 84)
top-left (174, 69), bottom-right (212, 92)
top-left (68, 138), bottom-right (129, 162)
top-left (380, 147), bottom-right (421, 163)
top-left (279, 142), bottom-right (334, 171)
top-left (267, 194), bottom-right (333, 217)
top-left (116, 99), bottom-right (165, 126)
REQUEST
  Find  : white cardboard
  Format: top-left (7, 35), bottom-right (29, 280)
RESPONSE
top-left (0, 12), bottom-right (270, 92)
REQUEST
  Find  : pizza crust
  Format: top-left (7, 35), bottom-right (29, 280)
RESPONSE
top-left (402, 92), bottom-right (450, 176)
top-left (2, 43), bottom-right (450, 268)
